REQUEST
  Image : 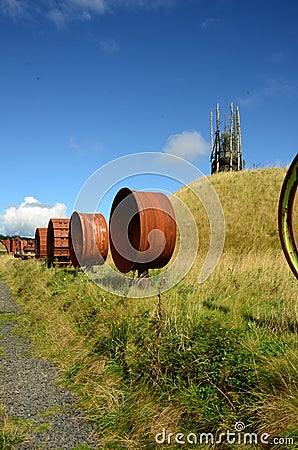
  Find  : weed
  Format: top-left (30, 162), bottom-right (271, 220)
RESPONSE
top-left (0, 407), bottom-right (28, 449)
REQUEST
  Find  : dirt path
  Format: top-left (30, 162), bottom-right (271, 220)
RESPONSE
top-left (0, 281), bottom-right (99, 449)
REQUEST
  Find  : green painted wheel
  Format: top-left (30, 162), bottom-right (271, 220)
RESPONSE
top-left (278, 153), bottom-right (298, 279)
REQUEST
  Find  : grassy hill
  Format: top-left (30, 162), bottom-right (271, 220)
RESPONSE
top-left (178, 167), bottom-right (291, 253)
top-left (0, 168), bottom-right (297, 449)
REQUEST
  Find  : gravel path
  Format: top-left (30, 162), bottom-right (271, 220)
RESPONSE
top-left (0, 281), bottom-right (100, 449)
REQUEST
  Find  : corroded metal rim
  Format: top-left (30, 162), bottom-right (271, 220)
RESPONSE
top-left (47, 218), bottom-right (70, 266)
top-left (69, 212), bottom-right (108, 268)
top-left (109, 188), bottom-right (177, 273)
top-left (35, 228), bottom-right (48, 259)
top-left (278, 153), bottom-right (298, 279)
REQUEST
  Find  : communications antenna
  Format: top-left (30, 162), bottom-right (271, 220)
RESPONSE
top-left (210, 102), bottom-right (243, 174)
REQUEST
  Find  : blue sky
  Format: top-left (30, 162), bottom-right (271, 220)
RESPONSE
top-left (0, 0), bottom-right (297, 236)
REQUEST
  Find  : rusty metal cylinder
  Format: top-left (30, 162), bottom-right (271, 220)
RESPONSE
top-left (47, 218), bottom-right (70, 266)
top-left (14, 237), bottom-right (24, 253)
top-left (35, 228), bottom-right (48, 259)
top-left (1, 239), bottom-right (11, 254)
top-left (109, 188), bottom-right (176, 273)
top-left (10, 239), bottom-right (16, 253)
top-left (69, 212), bottom-right (108, 268)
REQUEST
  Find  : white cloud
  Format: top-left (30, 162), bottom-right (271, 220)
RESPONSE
top-left (200, 17), bottom-right (221, 29)
top-left (162, 130), bottom-right (209, 161)
top-left (239, 75), bottom-right (298, 107)
top-left (46, 0), bottom-right (108, 26)
top-left (269, 50), bottom-right (283, 64)
top-left (70, 0), bottom-right (107, 13)
top-left (1, 0), bottom-right (177, 24)
top-left (112, 0), bottom-right (177, 9)
top-left (69, 136), bottom-right (101, 155)
top-left (0, 196), bottom-right (67, 237)
top-left (99, 38), bottom-right (119, 53)
top-left (46, 8), bottom-right (69, 27)
top-left (1, 0), bottom-right (107, 24)
top-left (69, 136), bottom-right (83, 154)
top-left (0, 0), bottom-right (28, 19)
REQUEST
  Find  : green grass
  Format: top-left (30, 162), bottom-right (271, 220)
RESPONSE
top-left (0, 243), bottom-right (7, 256)
top-left (0, 405), bottom-right (29, 449)
top-left (0, 168), bottom-right (297, 449)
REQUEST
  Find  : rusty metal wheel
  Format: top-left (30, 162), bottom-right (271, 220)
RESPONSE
top-left (35, 228), bottom-right (48, 259)
top-left (47, 218), bottom-right (70, 267)
top-left (109, 188), bottom-right (176, 273)
top-left (69, 212), bottom-right (108, 268)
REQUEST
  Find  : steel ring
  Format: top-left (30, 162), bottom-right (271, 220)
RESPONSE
top-left (278, 153), bottom-right (298, 279)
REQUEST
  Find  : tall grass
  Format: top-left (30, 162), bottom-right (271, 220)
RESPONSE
top-left (0, 168), bottom-right (297, 449)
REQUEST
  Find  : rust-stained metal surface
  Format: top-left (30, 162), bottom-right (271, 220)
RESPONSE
top-left (15, 239), bottom-right (35, 259)
top-left (109, 188), bottom-right (177, 273)
top-left (69, 212), bottom-right (108, 268)
top-left (0, 237), bottom-right (35, 259)
top-left (23, 241), bottom-right (35, 253)
top-left (11, 237), bottom-right (27, 256)
top-left (14, 237), bottom-right (25, 253)
top-left (1, 238), bottom-right (31, 255)
top-left (0, 239), bottom-right (11, 254)
top-left (10, 239), bottom-right (17, 254)
top-left (47, 218), bottom-right (70, 266)
top-left (35, 228), bottom-right (48, 259)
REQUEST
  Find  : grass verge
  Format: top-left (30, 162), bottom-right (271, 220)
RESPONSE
top-left (0, 168), bottom-right (297, 449)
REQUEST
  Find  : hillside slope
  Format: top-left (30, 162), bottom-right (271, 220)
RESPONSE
top-left (177, 167), bottom-right (289, 255)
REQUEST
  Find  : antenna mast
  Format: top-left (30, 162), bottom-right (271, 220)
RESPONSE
top-left (210, 109), bottom-right (214, 156)
top-left (236, 106), bottom-right (242, 171)
top-left (210, 102), bottom-right (243, 174)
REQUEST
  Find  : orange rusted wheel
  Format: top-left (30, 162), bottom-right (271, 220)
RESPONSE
top-left (47, 218), bottom-right (70, 267)
top-left (35, 228), bottom-right (48, 259)
top-left (109, 188), bottom-right (176, 273)
top-left (69, 212), bottom-right (108, 268)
